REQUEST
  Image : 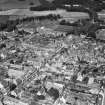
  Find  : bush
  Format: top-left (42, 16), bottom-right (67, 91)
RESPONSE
top-left (29, 2), bottom-right (34, 5)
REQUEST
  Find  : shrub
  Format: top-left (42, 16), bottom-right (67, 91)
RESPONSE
top-left (29, 2), bottom-right (34, 5)
top-left (18, 0), bottom-right (26, 1)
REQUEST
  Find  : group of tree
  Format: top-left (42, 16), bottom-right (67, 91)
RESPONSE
top-left (52, 0), bottom-right (105, 12)
top-left (0, 20), bottom-right (18, 32)
top-left (35, 14), bottom-right (61, 20)
top-left (60, 19), bottom-right (79, 26)
top-left (0, 14), bottom-right (61, 32)
top-left (20, 14), bottom-right (61, 22)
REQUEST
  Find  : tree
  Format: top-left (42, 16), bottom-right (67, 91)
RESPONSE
top-left (82, 77), bottom-right (89, 84)
top-left (47, 87), bottom-right (59, 100)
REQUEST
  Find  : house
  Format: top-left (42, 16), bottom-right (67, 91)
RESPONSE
top-left (4, 96), bottom-right (28, 105)
top-left (8, 69), bottom-right (24, 79)
top-left (18, 27), bottom-right (34, 34)
top-left (37, 26), bottom-right (67, 37)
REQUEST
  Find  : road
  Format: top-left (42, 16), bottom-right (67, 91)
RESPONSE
top-left (98, 89), bottom-right (105, 105)
top-left (102, 89), bottom-right (105, 105)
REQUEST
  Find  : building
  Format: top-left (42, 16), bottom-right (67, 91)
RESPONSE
top-left (18, 27), bottom-right (34, 34)
top-left (3, 96), bottom-right (28, 105)
top-left (36, 26), bottom-right (67, 37)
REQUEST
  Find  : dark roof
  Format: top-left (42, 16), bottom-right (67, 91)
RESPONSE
top-left (37, 95), bottom-right (45, 100)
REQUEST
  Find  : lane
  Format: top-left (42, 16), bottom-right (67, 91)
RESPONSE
top-left (98, 89), bottom-right (105, 105)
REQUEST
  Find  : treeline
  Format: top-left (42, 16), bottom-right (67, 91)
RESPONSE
top-left (0, 14), bottom-right (61, 32)
top-left (52, 0), bottom-right (105, 12)
top-left (20, 14), bottom-right (61, 22)
top-left (0, 20), bottom-right (19, 32)
top-left (35, 14), bottom-right (61, 20)
top-left (30, 5), bottom-right (57, 11)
